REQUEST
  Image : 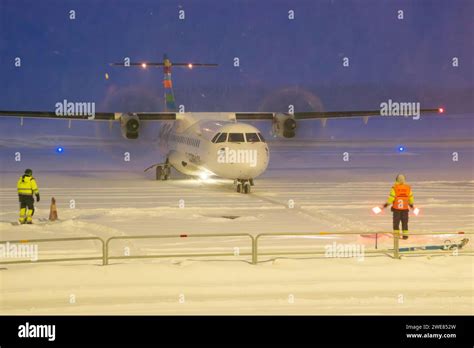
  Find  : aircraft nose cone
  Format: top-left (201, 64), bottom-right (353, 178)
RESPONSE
top-left (213, 144), bottom-right (269, 179)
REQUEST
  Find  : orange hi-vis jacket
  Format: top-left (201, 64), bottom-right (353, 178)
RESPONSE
top-left (387, 183), bottom-right (414, 210)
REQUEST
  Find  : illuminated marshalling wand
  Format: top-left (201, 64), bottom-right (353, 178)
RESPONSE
top-left (110, 54), bottom-right (218, 112)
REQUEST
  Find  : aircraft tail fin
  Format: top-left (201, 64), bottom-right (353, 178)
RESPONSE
top-left (110, 55), bottom-right (217, 112)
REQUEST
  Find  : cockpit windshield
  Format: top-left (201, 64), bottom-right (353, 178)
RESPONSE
top-left (228, 133), bottom-right (245, 143)
top-left (211, 132), bottom-right (265, 143)
top-left (214, 133), bottom-right (227, 143)
top-left (245, 133), bottom-right (260, 142)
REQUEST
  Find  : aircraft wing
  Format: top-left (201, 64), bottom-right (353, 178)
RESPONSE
top-left (235, 108), bottom-right (443, 121)
top-left (0, 110), bottom-right (177, 120)
top-left (293, 108), bottom-right (442, 119)
top-left (0, 108), bottom-right (444, 122)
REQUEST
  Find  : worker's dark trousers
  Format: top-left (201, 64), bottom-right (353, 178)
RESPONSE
top-left (18, 195), bottom-right (35, 223)
top-left (392, 208), bottom-right (409, 232)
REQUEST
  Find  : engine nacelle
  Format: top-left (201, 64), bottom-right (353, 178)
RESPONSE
top-left (271, 113), bottom-right (296, 138)
top-left (120, 113), bottom-right (140, 139)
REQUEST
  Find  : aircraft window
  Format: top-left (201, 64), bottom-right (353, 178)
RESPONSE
top-left (228, 133), bottom-right (245, 142)
top-left (257, 133), bottom-right (266, 142)
top-left (215, 133), bottom-right (227, 143)
top-left (211, 133), bottom-right (221, 143)
top-left (245, 133), bottom-right (260, 142)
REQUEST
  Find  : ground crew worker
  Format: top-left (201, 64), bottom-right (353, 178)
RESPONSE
top-left (382, 174), bottom-right (414, 239)
top-left (17, 169), bottom-right (40, 224)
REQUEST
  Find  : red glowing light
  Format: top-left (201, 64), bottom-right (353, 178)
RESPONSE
top-left (438, 107), bottom-right (444, 113)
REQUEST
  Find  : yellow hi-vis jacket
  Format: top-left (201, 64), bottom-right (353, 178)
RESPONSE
top-left (17, 175), bottom-right (39, 196)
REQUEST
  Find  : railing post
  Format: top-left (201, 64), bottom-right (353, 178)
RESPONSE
top-left (393, 231), bottom-right (400, 259)
top-left (252, 236), bottom-right (258, 265)
top-left (104, 238), bottom-right (110, 265)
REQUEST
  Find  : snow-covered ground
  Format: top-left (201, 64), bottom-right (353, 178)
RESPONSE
top-left (1, 257), bottom-right (472, 315)
top-left (0, 133), bottom-right (473, 314)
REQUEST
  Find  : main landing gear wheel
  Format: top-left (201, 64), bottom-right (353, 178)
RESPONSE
top-left (156, 163), bottom-right (171, 181)
top-left (243, 181), bottom-right (251, 194)
top-left (235, 179), bottom-right (252, 194)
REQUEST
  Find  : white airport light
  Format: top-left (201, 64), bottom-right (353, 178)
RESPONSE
top-left (141, 63), bottom-right (147, 68)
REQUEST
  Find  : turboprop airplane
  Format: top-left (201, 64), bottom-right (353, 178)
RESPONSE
top-left (0, 54), bottom-right (445, 193)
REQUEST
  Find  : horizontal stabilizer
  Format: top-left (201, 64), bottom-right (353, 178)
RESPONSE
top-left (110, 62), bottom-right (218, 68)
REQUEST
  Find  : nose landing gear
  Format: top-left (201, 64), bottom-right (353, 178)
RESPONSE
top-left (235, 179), bottom-right (252, 194)
top-left (144, 158), bottom-right (171, 181)
top-left (156, 164), bottom-right (171, 181)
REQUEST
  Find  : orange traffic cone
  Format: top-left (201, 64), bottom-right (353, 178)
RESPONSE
top-left (49, 197), bottom-right (58, 221)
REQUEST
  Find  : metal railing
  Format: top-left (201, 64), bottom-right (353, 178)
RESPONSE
top-left (0, 232), bottom-right (471, 266)
top-left (0, 237), bottom-right (105, 265)
top-left (391, 231), bottom-right (472, 259)
top-left (104, 233), bottom-right (254, 265)
top-left (254, 231), bottom-right (473, 263)
top-left (252, 231), bottom-right (391, 264)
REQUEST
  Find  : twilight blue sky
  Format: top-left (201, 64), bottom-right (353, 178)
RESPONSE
top-left (0, 0), bottom-right (472, 111)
